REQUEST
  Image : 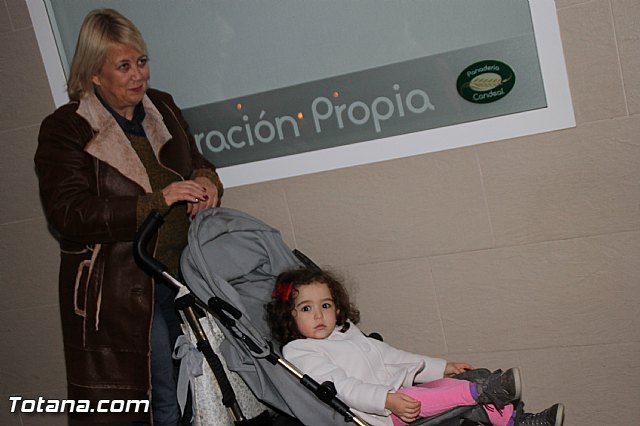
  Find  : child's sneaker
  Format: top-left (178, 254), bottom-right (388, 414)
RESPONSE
top-left (476, 367), bottom-right (522, 408)
top-left (515, 403), bottom-right (564, 426)
top-left (453, 367), bottom-right (492, 384)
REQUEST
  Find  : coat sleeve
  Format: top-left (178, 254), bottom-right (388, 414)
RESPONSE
top-left (35, 109), bottom-right (139, 244)
top-left (283, 341), bottom-right (393, 417)
top-left (370, 338), bottom-right (447, 384)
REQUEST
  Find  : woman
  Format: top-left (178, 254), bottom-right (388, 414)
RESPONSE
top-left (34, 9), bottom-right (222, 425)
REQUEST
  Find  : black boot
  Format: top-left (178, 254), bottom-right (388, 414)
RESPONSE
top-left (453, 367), bottom-right (492, 384)
top-left (476, 368), bottom-right (522, 409)
top-left (515, 403), bottom-right (565, 426)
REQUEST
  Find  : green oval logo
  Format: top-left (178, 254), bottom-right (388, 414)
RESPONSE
top-left (457, 60), bottom-right (515, 104)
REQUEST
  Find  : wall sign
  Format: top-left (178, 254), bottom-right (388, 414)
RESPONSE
top-left (28, 0), bottom-right (574, 187)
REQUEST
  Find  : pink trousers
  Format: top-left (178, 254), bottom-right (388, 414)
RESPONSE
top-left (390, 378), bottom-right (514, 426)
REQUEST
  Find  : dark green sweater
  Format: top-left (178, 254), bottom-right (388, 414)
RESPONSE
top-left (130, 133), bottom-right (189, 276)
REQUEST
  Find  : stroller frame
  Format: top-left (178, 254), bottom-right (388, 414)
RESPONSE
top-left (134, 208), bottom-right (491, 426)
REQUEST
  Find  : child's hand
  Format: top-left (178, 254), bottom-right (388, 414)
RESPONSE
top-left (445, 362), bottom-right (474, 376)
top-left (385, 392), bottom-right (421, 423)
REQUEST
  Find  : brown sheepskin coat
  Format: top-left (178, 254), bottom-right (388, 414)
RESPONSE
top-left (35, 88), bottom-right (219, 423)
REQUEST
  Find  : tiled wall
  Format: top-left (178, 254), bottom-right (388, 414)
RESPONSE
top-left (2, 0), bottom-right (638, 425)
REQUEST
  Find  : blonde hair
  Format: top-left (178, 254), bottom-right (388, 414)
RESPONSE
top-left (67, 9), bottom-right (148, 101)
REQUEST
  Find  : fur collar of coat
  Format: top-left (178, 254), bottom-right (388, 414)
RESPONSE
top-left (77, 92), bottom-right (173, 193)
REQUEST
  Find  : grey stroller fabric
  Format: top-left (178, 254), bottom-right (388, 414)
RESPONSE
top-left (180, 207), bottom-right (354, 425)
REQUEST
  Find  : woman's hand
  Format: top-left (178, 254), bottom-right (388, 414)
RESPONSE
top-left (162, 177), bottom-right (219, 218)
top-left (162, 180), bottom-right (208, 206)
top-left (187, 176), bottom-right (219, 218)
top-left (385, 392), bottom-right (421, 423)
top-left (444, 362), bottom-right (474, 377)
top-left (192, 176), bottom-right (219, 204)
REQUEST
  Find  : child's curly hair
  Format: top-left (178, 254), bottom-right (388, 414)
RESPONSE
top-left (266, 267), bottom-right (360, 345)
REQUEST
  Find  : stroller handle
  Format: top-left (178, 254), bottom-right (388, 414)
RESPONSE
top-left (133, 209), bottom-right (167, 278)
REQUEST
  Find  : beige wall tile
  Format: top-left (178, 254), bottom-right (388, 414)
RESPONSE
top-left (0, 0), bottom-right (11, 34)
top-left (0, 27), bottom-right (54, 131)
top-left (558, 0), bottom-right (627, 123)
top-left (478, 116), bottom-right (640, 246)
top-left (222, 180), bottom-right (296, 247)
top-left (10, 388), bottom-right (68, 426)
top-left (430, 232), bottom-right (640, 353)
top-left (0, 393), bottom-right (23, 426)
top-left (612, 0), bottom-right (640, 115)
top-left (6, 0), bottom-right (31, 30)
top-left (1, 125), bottom-right (44, 223)
top-left (345, 258), bottom-right (447, 356)
top-left (0, 218), bottom-right (59, 311)
top-left (0, 305), bottom-right (66, 395)
top-left (515, 342), bottom-right (639, 426)
top-left (556, 0), bottom-right (593, 9)
top-left (283, 149), bottom-right (493, 266)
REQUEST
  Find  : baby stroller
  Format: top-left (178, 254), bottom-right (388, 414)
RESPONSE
top-left (134, 207), bottom-right (494, 426)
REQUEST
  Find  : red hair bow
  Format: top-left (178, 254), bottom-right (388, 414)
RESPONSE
top-left (272, 282), bottom-right (293, 301)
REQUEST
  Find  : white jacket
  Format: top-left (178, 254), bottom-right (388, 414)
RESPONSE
top-left (283, 322), bottom-right (447, 426)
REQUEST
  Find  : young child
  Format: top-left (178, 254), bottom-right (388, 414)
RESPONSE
top-left (266, 267), bottom-right (564, 426)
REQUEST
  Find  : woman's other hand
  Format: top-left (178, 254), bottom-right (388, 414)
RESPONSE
top-left (386, 392), bottom-right (421, 423)
top-left (188, 176), bottom-right (219, 218)
top-left (444, 361), bottom-right (474, 377)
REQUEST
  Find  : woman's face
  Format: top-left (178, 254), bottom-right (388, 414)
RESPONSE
top-left (91, 42), bottom-right (149, 120)
top-left (292, 282), bottom-right (338, 340)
